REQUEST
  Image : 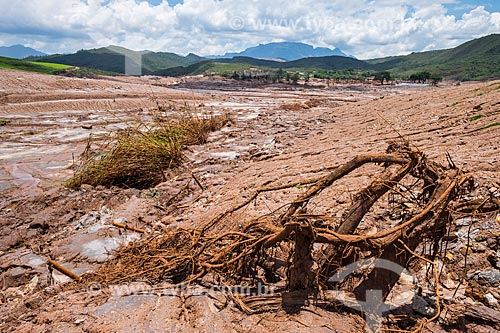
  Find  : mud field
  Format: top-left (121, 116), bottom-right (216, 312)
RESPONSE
top-left (1, 69), bottom-right (499, 332)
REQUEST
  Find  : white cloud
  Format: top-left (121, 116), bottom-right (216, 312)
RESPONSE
top-left (0, 0), bottom-right (498, 59)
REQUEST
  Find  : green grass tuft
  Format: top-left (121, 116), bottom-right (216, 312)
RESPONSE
top-left (66, 114), bottom-right (230, 189)
top-left (481, 122), bottom-right (500, 131)
top-left (468, 115), bottom-right (484, 122)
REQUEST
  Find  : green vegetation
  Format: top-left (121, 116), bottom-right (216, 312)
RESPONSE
top-left (156, 55), bottom-right (373, 77)
top-left (374, 71), bottom-right (392, 84)
top-left (0, 56), bottom-right (72, 74)
top-left (159, 35), bottom-right (500, 81)
top-left (409, 71), bottom-right (431, 83)
top-left (368, 34), bottom-right (500, 81)
top-left (481, 122), bottom-right (500, 131)
top-left (66, 113), bottom-right (230, 189)
top-left (30, 46), bottom-right (204, 75)
top-left (312, 69), bottom-right (371, 80)
top-left (469, 115), bottom-right (484, 122)
top-left (65, 67), bottom-right (120, 78)
top-left (0, 119), bottom-right (10, 126)
top-left (18, 34), bottom-right (500, 81)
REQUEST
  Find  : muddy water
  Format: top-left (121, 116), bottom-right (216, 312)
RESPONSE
top-left (0, 107), bottom-right (149, 199)
top-left (0, 80), bottom-right (412, 203)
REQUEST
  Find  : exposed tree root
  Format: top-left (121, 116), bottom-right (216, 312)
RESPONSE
top-left (83, 142), bottom-right (497, 332)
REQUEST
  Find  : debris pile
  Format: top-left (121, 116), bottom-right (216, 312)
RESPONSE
top-left (83, 142), bottom-right (499, 331)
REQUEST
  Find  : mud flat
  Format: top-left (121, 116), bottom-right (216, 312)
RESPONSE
top-left (0, 69), bottom-right (499, 332)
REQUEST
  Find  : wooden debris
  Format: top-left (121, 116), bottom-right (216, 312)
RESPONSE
top-left (464, 305), bottom-right (500, 328)
top-left (112, 221), bottom-right (145, 233)
top-left (48, 259), bottom-right (82, 282)
top-left (84, 142), bottom-right (496, 332)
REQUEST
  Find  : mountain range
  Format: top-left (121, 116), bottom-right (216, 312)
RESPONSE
top-left (158, 34), bottom-right (500, 81)
top-left (25, 42), bottom-right (353, 74)
top-left (0, 45), bottom-right (47, 59)
top-left (29, 45), bottom-right (204, 74)
top-left (211, 42), bottom-right (351, 61)
top-left (3, 34), bottom-right (500, 81)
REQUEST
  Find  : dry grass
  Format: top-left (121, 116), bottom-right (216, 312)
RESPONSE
top-left (280, 102), bottom-right (310, 111)
top-left (281, 98), bottom-right (325, 111)
top-left (66, 113), bottom-right (230, 189)
top-left (178, 113), bottom-right (231, 145)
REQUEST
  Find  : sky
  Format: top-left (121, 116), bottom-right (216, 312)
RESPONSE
top-left (0, 0), bottom-right (499, 59)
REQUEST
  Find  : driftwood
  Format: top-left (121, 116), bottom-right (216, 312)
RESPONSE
top-left (86, 142), bottom-right (494, 332)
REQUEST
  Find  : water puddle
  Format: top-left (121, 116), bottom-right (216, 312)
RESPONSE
top-left (209, 151), bottom-right (239, 160)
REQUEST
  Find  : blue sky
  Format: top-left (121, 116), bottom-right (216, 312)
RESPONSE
top-left (0, 0), bottom-right (498, 59)
top-left (444, 0), bottom-right (499, 16)
top-left (144, 0), bottom-right (183, 6)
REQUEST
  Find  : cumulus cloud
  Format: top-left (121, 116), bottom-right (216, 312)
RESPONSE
top-left (0, 0), bottom-right (498, 58)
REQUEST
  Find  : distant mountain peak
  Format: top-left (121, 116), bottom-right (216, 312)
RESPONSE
top-left (212, 42), bottom-right (353, 61)
top-left (0, 45), bottom-right (47, 59)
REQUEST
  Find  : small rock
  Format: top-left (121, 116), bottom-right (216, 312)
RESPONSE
top-left (471, 242), bottom-right (489, 253)
top-left (486, 237), bottom-right (498, 250)
top-left (412, 296), bottom-right (436, 317)
top-left (471, 269), bottom-right (500, 287)
top-left (455, 217), bottom-right (477, 226)
top-left (484, 293), bottom-right (499, 307)
top-left (74, 318), bottom-right (86, 325)
top-left (81, 184), bottom-right (93, 192)
top-left (466, 280), bottom-right (487, 301)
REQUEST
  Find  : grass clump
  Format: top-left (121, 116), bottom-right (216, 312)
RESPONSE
top-left (178, 114), bottom-right (230, 145)
top-left (66, 114), bottom-right (230, 189)
top-left (481, 122), bottom-right (500, 131)
top-left (468, 114), bottom-right (484, 122)
top-left (0, 119), bottom-right (10, 126)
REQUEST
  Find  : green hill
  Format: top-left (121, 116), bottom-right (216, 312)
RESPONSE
top-left (369, 34), bottom-right (500, 80)
top-left (0, 56), bottom-right (72, 74)
top-left (155, 55), bottom-right (373, 76)
top-left (30, 46), bottom-right (206, 75)
top-left (160, 35), bottom-right (500, 80)
top-left (283, 56), bottom-right (372, 70)
top-left (19, 35), bottom-right (500, 81)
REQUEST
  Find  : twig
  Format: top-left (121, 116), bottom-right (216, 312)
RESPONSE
top-left (48, 259), bottom-right (82, 282)
top-left (192, 173), bottom-right (205, 191)
top-left (112, 222), bottom-right (145, 233)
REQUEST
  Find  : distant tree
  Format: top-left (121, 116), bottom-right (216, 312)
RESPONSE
top-left (304, 72), bottom-right (310, 85)
top-left (291, 73), bottom-right (300, 85)
top-left (430, 74), bottom-right (443, 86)
top-left (409, 71), bottom-right (432, 83)
top-left (419, 71), bottom-right (431, 83)
top-left (276, 68), bottom-right (285, 82)
top-left (231, 71), bottom-right (239, 80)
top-left (374, 71), bottom-right (392, 85)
